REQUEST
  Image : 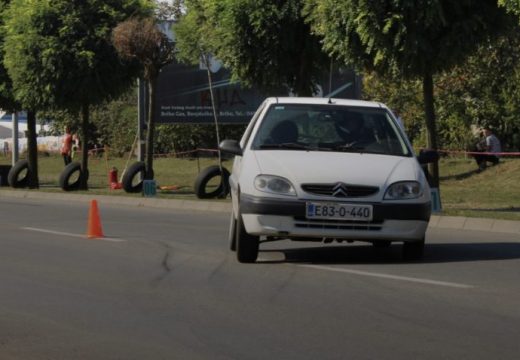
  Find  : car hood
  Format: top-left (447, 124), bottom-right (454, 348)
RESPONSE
top-left (252, 150), bottom-right (418, 188)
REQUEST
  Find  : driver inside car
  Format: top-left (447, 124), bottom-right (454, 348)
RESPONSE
top-left (268, 120), bottom-right (299, 144)
top-left (334, 111), bottom-right (376, 145)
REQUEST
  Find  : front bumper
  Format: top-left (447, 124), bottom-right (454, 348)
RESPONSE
top-left (240, 194), bottom-right (431, 241)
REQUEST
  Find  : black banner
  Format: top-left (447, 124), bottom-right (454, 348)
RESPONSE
top-left (155, 60), bottom-right (360, 124)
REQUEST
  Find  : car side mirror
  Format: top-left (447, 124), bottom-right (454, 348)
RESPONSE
top-left (219, 139), bottom-right (243, 156)
top-left (417, 149), bottom-right (439, 164)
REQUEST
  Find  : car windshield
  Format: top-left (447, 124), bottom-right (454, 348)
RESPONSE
top-left (251, 104), bottom-right (411, 156)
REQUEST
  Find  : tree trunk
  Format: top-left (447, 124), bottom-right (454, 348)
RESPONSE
top-left (422, 72), bottom-right (439, 188)
top-left (26, 110), bottom-right (39, 189)
top-left (295, 34), bottom-right (312, 97)
top-left (79, 104), bottom-right (89, 190)
top-left (145, 77), bottom-right (156, 180)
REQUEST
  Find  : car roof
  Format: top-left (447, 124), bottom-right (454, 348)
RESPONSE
top-left (263, 97), bottom-right (386, 109)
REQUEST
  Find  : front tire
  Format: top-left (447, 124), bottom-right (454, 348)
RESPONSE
top-left (235, 210), bottom-right (259, 263)
top-left (229, 211), bottom-right (237, 252)
top-left (403, 238), bottom-right (425, 261)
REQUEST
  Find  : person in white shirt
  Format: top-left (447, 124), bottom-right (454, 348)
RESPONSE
top-left (474, 127), bottom-right (501, 172)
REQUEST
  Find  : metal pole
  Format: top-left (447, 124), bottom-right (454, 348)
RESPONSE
top-left (11, 112), bottom-right (19, 166)
top-left (329, 59), bottom-right (333, 95)
top-left (137, 78), bottom-right (147, 162)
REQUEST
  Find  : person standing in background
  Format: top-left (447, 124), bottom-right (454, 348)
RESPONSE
top-left (71, 133), bottom-right (80, 159)
top-left (61, 126), bottom-right (73, 166)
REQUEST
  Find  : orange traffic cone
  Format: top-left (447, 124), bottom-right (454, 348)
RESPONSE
top-left (87, 199), bottom-right (104, 238)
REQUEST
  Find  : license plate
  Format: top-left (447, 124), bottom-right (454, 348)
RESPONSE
top-left (306, 202), bottom-right (373, 221)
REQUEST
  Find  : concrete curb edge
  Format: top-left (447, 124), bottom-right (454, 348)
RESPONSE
top-left (1, 189), bottom-right (519, 235)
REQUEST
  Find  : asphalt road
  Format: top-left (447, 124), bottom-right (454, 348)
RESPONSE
top-left (0, 197), bottom-right (519, 360)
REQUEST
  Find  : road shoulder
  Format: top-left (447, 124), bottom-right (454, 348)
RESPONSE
top-left (1, 189), bottom-right (519, 235)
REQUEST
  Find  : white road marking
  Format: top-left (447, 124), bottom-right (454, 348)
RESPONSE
top-left (299, 264), bottom-right (475, 289)
top-left (21, 227), bottom-right (126, 243)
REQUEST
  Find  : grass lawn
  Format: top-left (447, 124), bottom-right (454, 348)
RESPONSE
top-left (0, 152), bottom-right (231, 201)
top-left (438, 156), bottom-right (520, 220)
top-left (1, 152), bottom-right (519, 220)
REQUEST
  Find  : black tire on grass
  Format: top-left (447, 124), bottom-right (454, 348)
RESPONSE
top-left (8, 160), bottom-right (29, 188)
top-left (59, 162), bottom-right (85, 191)
top-left (194, 165), bottom-right (230, 199)
top-left (122, 161), bottom-right (146, 193)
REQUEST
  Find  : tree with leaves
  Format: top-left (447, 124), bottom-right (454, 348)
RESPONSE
top-left (176, 0), bottom-right (329, 96)
top-left (0, 1), bottom-right (17, 113)
top-left (174, 0), bottom-right (229, 186)
top-left (500, 0), bottom-right (520, 16)
top-left (363, 27), bottom-right (520, 153)
top-left (3, 0), bottom-right (150, 190)
top-left (362, 72), bottom-right (424, 146)
top-left (112, 16), bottom-right (175, 180)
top-left (156, 0), bottom-right (184, 20)
top-left (305, 0), bottom-right (514, 186)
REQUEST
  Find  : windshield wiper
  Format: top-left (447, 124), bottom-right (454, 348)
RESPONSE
top-left (259, 143), bottom-right (312, 150)
top-left (333, 142), bottom-right (366, 152)
top-left (259, 143), bottom-right (336, 151)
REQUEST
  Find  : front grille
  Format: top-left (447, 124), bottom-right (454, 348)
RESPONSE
top-left (293, 217), bottom-right (383, 231)
top-left (301, 183), bottom-right (379, 198)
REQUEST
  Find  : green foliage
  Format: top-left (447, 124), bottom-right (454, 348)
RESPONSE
top-left (89, 90), bottom-right (138, 156)
top-left (2, 0), bottom-right (151, 189)
top-left (176, 0), bottom-right (329, 96)
top-left (173, 0), bottom-right (207, 66)
top-left (3, 0), bottom-right (151, 112)
top-left (156, 0), bottom-right (184, 20)
top-left (305, 0), bottom-right (513, 79)
top-left (362, 72), bottom-right (425, 146)
top-left (363, 29), bottom-right (520, 152)
top-left (155, 123), bottom-right (247, 155)
top-left (435, 31), bottom-right (520, 151)
top-left (0, 0), bottom-right (19, 112)
top-left (499, 0), bottom-right (520, 17)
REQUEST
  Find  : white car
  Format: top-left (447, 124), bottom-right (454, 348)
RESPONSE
top-left (220, 97), bottom-right (432, 263)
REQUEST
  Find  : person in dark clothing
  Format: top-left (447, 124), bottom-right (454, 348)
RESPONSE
top-left (473, 127), bottom-right (501, 172)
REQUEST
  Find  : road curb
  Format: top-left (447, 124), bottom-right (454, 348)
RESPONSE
top-left (429, 215), bottom-right (520, 235)
top-left (1, 189), bottom-right (519, 235)
top-left (0, 189), bottom-right (231, 213)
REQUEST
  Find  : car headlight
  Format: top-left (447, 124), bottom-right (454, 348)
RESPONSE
top-left (254, 175), bottom-right (296, 196)
top-left (384, 181), bottom-right (423, 200)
